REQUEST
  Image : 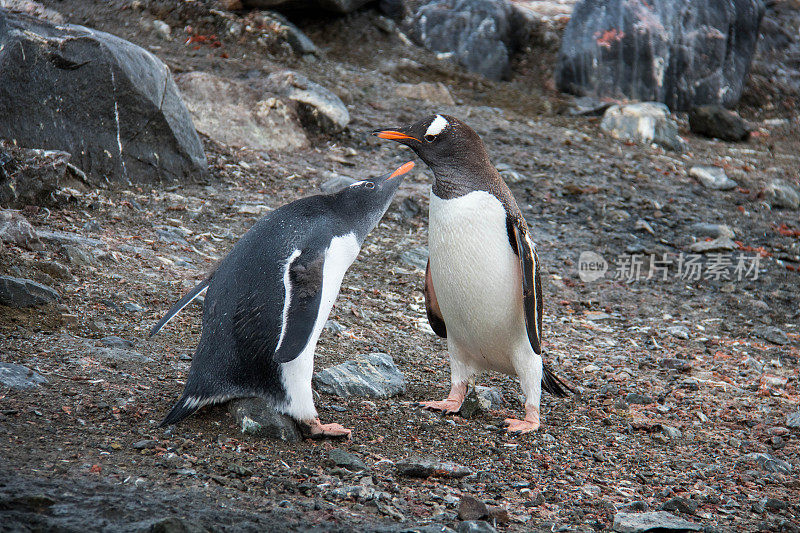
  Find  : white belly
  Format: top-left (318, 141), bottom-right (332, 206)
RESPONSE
top-left (429, 190), bottom-right (528, 374)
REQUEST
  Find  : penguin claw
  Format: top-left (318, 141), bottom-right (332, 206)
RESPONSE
top-left (417, 399), bottom-right (463, 414)
top-left (304, 419), bottom-right (352, 440)
top-left (503, 417), bottom-right (540, 434)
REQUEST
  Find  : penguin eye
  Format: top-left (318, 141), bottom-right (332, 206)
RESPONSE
top-left (424, 134), bottom-right (436, 143)
top-left (364, 182), bottom-right (374, 189)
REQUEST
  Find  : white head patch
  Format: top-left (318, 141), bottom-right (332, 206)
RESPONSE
top-left (425, 115), bottom-right (448, 137)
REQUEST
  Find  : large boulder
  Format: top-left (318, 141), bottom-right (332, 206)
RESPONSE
top-left (391, 0), bottom-right (521, 81)
top-left (0, 9), bottom-right (207, 185)
top-left (555, 0), bottom-right (766, 111)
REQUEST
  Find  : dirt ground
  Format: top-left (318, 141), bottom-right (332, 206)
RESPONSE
top-left (1, 1), bottom-right (798, 532)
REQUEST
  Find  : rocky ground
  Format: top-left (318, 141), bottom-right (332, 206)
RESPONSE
top-left (1, 1), bottom-right (799, 532)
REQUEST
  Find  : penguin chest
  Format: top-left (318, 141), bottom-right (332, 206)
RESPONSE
top-left (428, 190), bottom-right (526, 370)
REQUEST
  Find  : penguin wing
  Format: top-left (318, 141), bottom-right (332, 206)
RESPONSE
top-left (508, 217), bottom-right (543, 355)
top-left (232, 248), bottom-right (326, 365)
top-left (424, 259), bottom-right (447, 338)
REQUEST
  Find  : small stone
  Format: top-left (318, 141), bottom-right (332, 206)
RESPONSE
top-left (320, 173), bottom-right (356, 193)
top-left (324, 320), bottom-right (348, 334)
top-left (459, 386), bottom-right (503, 419)
top-left (689, 222), bottom-right (735, 239)
top-left (661, 426), bottom-right (682, 440)
top-left (90, 347), bottom-right (151, 363)
top-left (765, 179), bottom-right (800, 209)
top-left (743, 452), bottom-right (792, 474)
top-left (132, 439), bottom-right (158, 449)
top-left (600, 102), bottom-right (684, 151)
top-left (228, 398), bottom-right (301, 442)
top-left (625, 393), bottom-right (653, 405)
top-left (61, 244), bottom-right (98, 267)
top-left (267, 70), bottom-right (349, 134)
top-left (83, 220), bottom-right (103, 233)
top-left (152, 20), bottom-right (171, 40)
top-left (612, 511), bottom-right (702, 532)
top-left (395, 82), bottom-right (455, 105)
top-left (0, 363), bottom-right (47, 390)
top-left (661, 497), bottom-right (698, 514)
top-left (122, 302), bottom-right (146, 313)
top-left (689, 237), bottom-right (737, 253)
top-left (149, 516), bottom-right (209, 533)
top-left (0, 209), bottom-right (43, 250)
top-left (328, 448), bottom-right (367, 471)
top-left (619, 501), bottom-right (649, 512)
top-left (101, 336), bottom-right (135, 348)
top-left (458, 495), bottom-right (488, 520)
top-left (396, 457), bottom-right (472, 478)
top-left (0, 276), bottom-right (59, 307)
top-left (688, 166), bottom-right (738, 190)
top-left (786, 411), bottom-right (800, 429)
top-left (764, 498), bottom-right (788, 511)
top-left (754, 326), bottom-right (790, 346)
top-left (399, 247), bottom-right (428, 270)
top-left (227, 463), bottom-right (253, 477)
top-left (36, 261), bottom-right (71, 279)
top-left (666, 325), bottom-right (690, 340)
top-left (660, 358), bottom-right (692, 372)
top-left (688, 105), bottom-right (749, 141)
top-left (634, 218), bottom-right (655, 235)
top-left (313, 353), bottom-right (405, 398)
top-left (569, 96), bottom-right (614, 116)
top-left (456, 521), bottom-right (498, 533)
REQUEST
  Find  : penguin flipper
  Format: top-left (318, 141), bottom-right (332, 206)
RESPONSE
top-left (508, 217), bottom-right (543, 355)
top-left (149, 277), bottom-right (211, 337)
top-left (231, 249), bottom-right (326, 365)
top-left (424, 259), bottom-right (447, 338)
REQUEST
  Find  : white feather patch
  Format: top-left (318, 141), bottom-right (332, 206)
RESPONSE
top-left (425, 114), bottom-right (448, 137)
top-left (275, 249), bottom-right (302, 353)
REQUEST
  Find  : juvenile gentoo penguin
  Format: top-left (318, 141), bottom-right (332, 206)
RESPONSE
top-left (150, 161), bottom-right (414, 437)
top-left (374, 115), bottom-right (570, 433)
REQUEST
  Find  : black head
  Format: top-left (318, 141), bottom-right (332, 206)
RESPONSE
top-left (328, 161), bottom-right (413, 242)
top-left (372, 114), bottom-right (497, 198)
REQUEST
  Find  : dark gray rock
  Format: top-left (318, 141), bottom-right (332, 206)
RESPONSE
top-left (396, 457), bottom-right (472, 478)
top-left (568, 96), bottom-right (614, 116)
top-left (689, 237), bottom-right (738, 253)
top-left (149, 516), bottom-right (209, 533)
top-left (132, 439), bottom-right (158, 450)
top-left (660, 497), bottom-right (698, 514)
top-left (328, 448), bottom-right (367, 471)
top-left (689, 223), bottom-right (735, 239)
top-left (61, 245), bottom-right (98, 267)
top-left (241, 0), bottom-right (372, 14)
top-left (0, 9), bottom-right (207, 184)
top-left (227, 397), bottom-right (301, 442)
top-left (458, 495), bottom-right (488, 520)
top-left (402, 0), bottom-right (519, 81)
top-left (556, 0), bottom-right (765, 111)
top-left (743, 452), bottom-right (792, 474)
top-left (666, 325), bottom-right (690, 340)
top-left (0, 144), bottom-right (81, 208)
top-left (459, 386), bottom-right (504, 419)
top-left (787, 411), bottom-right (800, 429)
top-left (764, 179), bottom-right (800, 210)
top-left (0, 210), bottom-right (43, 250)
top-left (266, 70), bottom-right (350, 134)
top-left (0, 276), bottom-right (59, 307)
top-left (456, 522), bottom-right (497, 533)
top-left (90, 347), bottom-right (151, 363)
top-left (101, 336), bottom-right (135, 348)
top-left (754, 326), bottom-right (790, 346)
top-left (688, 166), bottom-right (738, 190)
top-left (36, 229), bottom-right (106, 249)
top-left (625, 393), bottom-right (653, 405)
top-left (0, 362), bottom-right (47, 389)
top-left (260, 11), bottom-right (318, 55)
top-left (399, 247), bottom-right (428, 270)
top-left (313, 353), bottom-right (406, 398)
top-left (612, 511), bottom-right (702, 533)
top-left (688, 105), bottom-right (750, 141)
top-left (600, 103), bottom-right (683, 151)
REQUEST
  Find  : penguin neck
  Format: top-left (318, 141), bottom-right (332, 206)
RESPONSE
top-left (430, 160), bottom-right (503, 200)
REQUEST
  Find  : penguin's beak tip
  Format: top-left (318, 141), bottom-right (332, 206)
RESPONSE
top-left (389, 161), bottom-right (415, 179)
top-left (373, 129), bottom-right (418, 142)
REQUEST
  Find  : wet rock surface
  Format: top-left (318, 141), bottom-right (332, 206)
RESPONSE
top-left (556, 0), bottom-right (765, 110)
top-left (313, 352), bottom-right (406, 398)
top-left (0, 8), bottom-right (206, 184)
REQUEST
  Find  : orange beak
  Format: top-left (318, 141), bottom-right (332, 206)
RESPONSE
top-left (389, 161), bottom-right (415, 179)
top-left (374, 130), bottom-right (419, 142)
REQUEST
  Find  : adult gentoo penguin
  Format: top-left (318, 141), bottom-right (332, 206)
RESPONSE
top-left (374, 115), bottom-right (570, 433)
top-left (150, 161), bottom-right (415, 438)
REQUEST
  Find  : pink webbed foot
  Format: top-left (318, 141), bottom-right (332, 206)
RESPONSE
top-left (504, 405), bottom-right (541, 434)
top-left (305, 418), bottom-right (352, 439)
top-left (415, 383), bottom-right (468, 414)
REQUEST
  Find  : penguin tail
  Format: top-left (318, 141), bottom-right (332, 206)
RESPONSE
top-left (159, 394), bottom-right (205, 427)
top-left (149, 278), bottom-right (210, 337)
top-left (541, 363), bottom-right (573, 398)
